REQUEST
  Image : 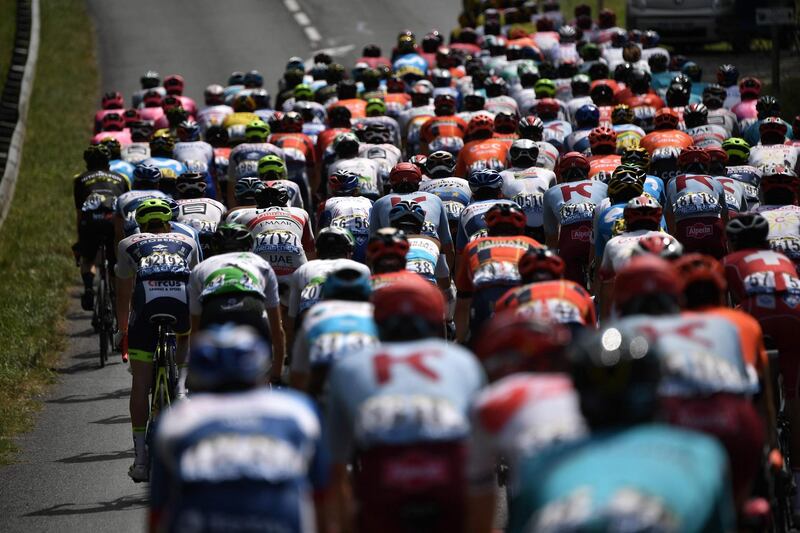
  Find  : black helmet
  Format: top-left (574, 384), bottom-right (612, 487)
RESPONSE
top-left (140, 70), bottom-right (160, 89)
top-left (316, 227), bottom-right (356, 259)
top-left (211, 223), bottom-right (253, 254)
top-left (175, 172), bottom-right (207, 199)
top-left (702, 83), bottom-right (727, 110)
top-left (726, 214), bottom-right (770, 250)
top-left (569, 324), bottom-right (662, 430)
top-left (756, 95), bottom-right (781, 119)
top-left (627, 69), bottom-right (651, 94)
top-left (666, 83), bottom-right (690, 107)
top-left (683, 103), bottom-right (709, 129)
top-left (83, 144), bottom-right (110, 168)
top-left (256, 184), bottom-right (290, 208)
top-left (518, 115), bottom-right (544, 141)
top-left (648, 53), bottom-right (669, 73)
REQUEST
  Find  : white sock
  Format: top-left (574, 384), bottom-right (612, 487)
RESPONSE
top-left (177, 365), bottom-right (189, 395)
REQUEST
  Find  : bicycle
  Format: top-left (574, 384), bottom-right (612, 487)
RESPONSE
top-left (92, 242), bottom-right (115, 367)
top-left (147, 314), bottom-right (179, 426)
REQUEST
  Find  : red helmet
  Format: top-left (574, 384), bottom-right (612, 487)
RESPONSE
top-left (493, 111), bottom-right (519, 134)
top-left (535, 98), bottom-right (561, 119)
top-left (101, 112), bottom-right (125, 132)
top-left (673, 253), bottom-right (727, 294)
top-left (760, 116), bottom-right (788, 138)
top-left (654, 107), bottom-right (680, 130)
top-left (101, 91), bottom-right (124, 110)
top-left (389, 162), bottom-right (423, 186)
top-left (162, 95), bottom-right (182, 111)
top-left (739, 76), bottom-right (762, 98)
top-left (466, 114), bottom-right (495, 138)
top-left (623, 195), bottom-right (662, 226)
top-left (142, 89), bottom-right (163, 107)
top-left (472, 311), bottom-right (571, 380)
top-left (632, 234), bottom-right (684, 261)
top-left (518, 247), bottom-right (565, 281)
top-left (613, 255), bottom-right (681, 309)
top-left (163, 74), bottom-right (185, 95)
top-left (372, 275), bottom-right (444, 325)
top-left (122, 108), bottom-right (141, 125)
top-left (484, 203), bottom-right (526, 231)
top-left (677, 145), bottom-right (710, 170)
top-left (705, 145), bottom-right (728, 167)
top-left (557, 151), bottom-right (590, 181)
top-left (588, 125), bottom-right (617, 150)
top-left (367, 227), bottom-right (410, 264)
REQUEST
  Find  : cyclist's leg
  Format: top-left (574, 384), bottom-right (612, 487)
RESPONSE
top-left (77, 219), bottom-right (101, 310)
top-left (127, 317), bottom-right (156, 475)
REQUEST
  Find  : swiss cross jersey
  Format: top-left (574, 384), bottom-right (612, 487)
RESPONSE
top-left (753, 204), bottom-right (800, 263)
top-left (288, 259), bottom-right (371, 319)
top-left (319, 196), bottom-right (373, 262)
top-left (226, 142), bottom-right (285, 183)
top-left (542, 179), bottom-right (608, 237)
top-left (140, 156), bottom-right (186, 181)
top-left (73, 170), bottom-right (130, 209)
top-left (726, 165), bottom-right (761, 208)
top-left (405, 235), bottom-right (447, 284)
top-left (456, 235), bottom-right (541, 293)
top-left (666, 173), bottom-right (724, 221)
top-left (292, 300), bottom-right (379, 374)
top-left (587, 154), bottom-right (621, 182)
top-left (187, 251), bottom-right (279, 317)
top-left (509, 425), bottom-right (734, 533)
top-left (612, 124), bottom-right (645, 153)
top-left (748, 144), bottom-right (800, 173)
top-left (496, 279), bottom-right (596, 327)
top-left (455, 138), bottom-right (510, 177)
top-left (455, 199), bottom-right (520, 253)
top-left (724, 248), bottom-right (800, 301)
top-left (174, 198), bottom-right (226, 234)
top-left (686, 124), bottom-right (727, 149)
top-left (325, 339), bottom-right (485, 461)
top-left (468, 373), bottom-right (587, 487)
top-left (150, 389), bottom-right (328, 533)
top-left (268, 132), bottom-right (316, 166)
top-left (328, 157), bottom-right (382, 198)
top-left (501, 168), bottom-right (555, 228)
top-left (116, 231), bottom-right (200, 284)
top-left (600, 229), bottom-right (666, 279)
top-left (370, 192), bottom-right (452, 245)
top-left (230, 207), bottom-right (314, 277)
top-left (621, 314), bottom-right (757, 397)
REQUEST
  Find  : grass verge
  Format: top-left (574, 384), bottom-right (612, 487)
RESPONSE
top-left (0, 0), bottom-right (97, 463)
top-left (0, 0), bottom-right (16, 93)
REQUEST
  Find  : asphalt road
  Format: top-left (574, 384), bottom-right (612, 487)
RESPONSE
top-left (0, 1), bottom-right (456, 531)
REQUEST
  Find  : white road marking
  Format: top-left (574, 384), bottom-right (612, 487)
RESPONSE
top-left (294, 11), bottom-right (310, 26)
top-left (305, 26), bottom-right (321, 43)
top-left (283, 0), bottom-right (320, 45)
top-left (283, 0), bottom-right (300, 12)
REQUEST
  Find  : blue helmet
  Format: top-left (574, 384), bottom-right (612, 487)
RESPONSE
top-left (389, 200), bottom-right (426, 228)
top-left (468, 168), bottom-right (503, 192)
top-left (329, 169), bottom-right (360, 195)
top-left (133, 163), bottom-right (162, 185)
top-left (575, 104), bottom-right (600, 128)
top-left (187, 324), bottom-right (271, 392)
top-left (321, 267), bottom-right (372, 301)
top-left (716, 64), bottom-right (739, 87)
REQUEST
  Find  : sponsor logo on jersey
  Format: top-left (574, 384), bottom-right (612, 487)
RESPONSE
top-left (686, 223), bottom-right (713, 239)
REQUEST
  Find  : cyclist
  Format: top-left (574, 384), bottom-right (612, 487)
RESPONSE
top-left (94, 91), bottom-right (125, 133)
top-left (586, 125), bottom-right (621, 182)
top-left (592, 165), bottom-right (646, 261)
top-left (149, 324), bottom-right (329, 533)
top-left (196, 84), bottom-right (233, 131)
top-left (508, 321), bottom-right (735, 532)
top-left (722, 137), bottom-right (760, 209)
top-left (455, 114), bottom-right (510, 177)
top-left (518, 115), bottom-right (560, 171)
top-left (455, 202), bottom-right (540, 341)
top-left (731, 76), bottom-right (761, 125)
top-left (267, 111), bottom-right (317, 205)
top-left (419, 94), bottom-right (468, 156)
top-left (610, 104), bottom-right (646, 154)
top-left (140, 135), bottom-right (187, 196)
top-left (162, 74), bottom-right (196, 117)
top-left (172, 172), bottom-right (225, 251)
top-left (325, 276), bottom-right (485, 533)
top-left (327, 132), bottom-right (382, 200)
top-left (226, 120), bottom-right (285, 206)
top-left (388, 200), bottom-right (450, 289)
top-left (542, 151), bottom-right (607, 285)
top-left (366, 227), bottom-right (425, 290)
top-left (73, 145), bottom-right (131, 310)
top-left (317, 169), bottom-right (373, 262)
top-left (640, 107), bottom-right (693, 180)
top-left (456, 169), bottom-right (520, 254)
top-left (743, 96), bottom-right (794, 147)
top-left (500, 139), bottom-right (556, 242)
top-left (113, 164), bottom-right (171, 241)
top-left (258, 154), bottom-right (304, 209)
top-left (564, 103), bottom-right (600, 153)
top-left (753, 163), bottom-right (800, 268)
top-left (290, 268), bottom-right (379, 398)
top-left (703, 83), bottom-right (739, 137)
top-left (95, 136), bottom-right (135, 184)
top-left (748, 117), bottom-right (799, 174)
top-left (172, 120), bottom-right (217, 197)
top-left (115, 198), bottom-right (201, 482)
top-left (356, 123), bottom-right (402, 188)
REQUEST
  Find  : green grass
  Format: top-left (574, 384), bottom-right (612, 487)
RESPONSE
top-left (0, 0), bottom-right (97, 463)
top-left (0, 0), bottom-right (16, 94)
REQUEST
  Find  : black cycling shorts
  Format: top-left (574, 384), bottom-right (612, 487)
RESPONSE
top-left (78, 217), bottom-right (116, 266)
top-left (128, 280), bottom-right (190, 362)
top-left (199, 293), bottom-right (271, 342)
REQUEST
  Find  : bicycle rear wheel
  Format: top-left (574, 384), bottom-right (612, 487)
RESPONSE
top-left (97, 272), bottom-right (109, 367)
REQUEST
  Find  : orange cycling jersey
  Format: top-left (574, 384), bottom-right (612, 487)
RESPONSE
top-left (640, 130), bottom-right (693, 154)
top-left (496, 279), bottom-right (596, 327)
top-left (455, 235), bottom-right (541, 293)
top-left (371, 270), bottom-right (428, 291)
top-left (385, 92), bottom-right (411, 107)
top-left (315, 127), bottom-right (350, 162)
top-left (455, 138), bottom-right (511, 177)
top-left (420, 115), bottom-right (468, 144)
top-left (588, 154), bottom-right (621, 180)
top-left (330, 98), bottom-right (367, 119)
top-left (268, 133), bottom-right (316, 166)
top-left (623, 93), bottom-right (665, 110)
top-left (492, 132), bottom-right (519, 144)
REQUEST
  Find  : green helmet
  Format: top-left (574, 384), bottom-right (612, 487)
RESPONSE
top-left (365, 97), bottom-right (386, 116)
top-left (244, 120), bottom-right (270, 142)
top-left (721, 137), bottom-right (751, 162)
top-left (294, 83), bottom-right (313, 101)
top-left (258, 154), bottom-right (287, 179)
top-left (534, 78), bottom-right (556, 98)
top-left (135, 198), bottom-right (173, 226)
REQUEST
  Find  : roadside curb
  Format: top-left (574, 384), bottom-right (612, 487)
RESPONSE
top-left (0, 0), bottom-right (40, 230)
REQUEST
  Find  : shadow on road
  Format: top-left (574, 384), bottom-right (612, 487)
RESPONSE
top-left (56, 449), bottom-right (134, 464)
top-left (47, 387), bottom-right (130, 404)
top-left (91, 414), bottom-right (131, 425)
top-left (23, 494), bottom-right (148, 517)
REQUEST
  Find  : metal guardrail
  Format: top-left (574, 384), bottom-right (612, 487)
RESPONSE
top-left (0, 0), bottom-right (40, 230)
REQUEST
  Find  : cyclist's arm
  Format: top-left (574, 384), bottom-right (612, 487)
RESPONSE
top-left (116, 278), bottom-right (133, 334)
top-left (267, 306), bottom-right (286, 381)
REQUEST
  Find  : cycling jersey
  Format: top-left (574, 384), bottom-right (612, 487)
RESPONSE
top-left (73, 170), bottom-right (130, 210)
top-left (121, 142), bottom-right (150, 164)
top-left (754, 204), bottom-right (800, 265)
top-left (725, 165), bottom-right (761, 208)
top-left (587, 154), bottom-right (621, 182)
top-left (418, 177), bottom-right (472, 207)
top-left (115, 189), bottom-right (171, 236)
top-left (748, 144), bottom-right (799, 173)
top-left (174, 198), bottom-right (226, 235)
top-left (196, 104), bottom-right (234, 130)
top-left (358, 143), bottom-right (402, 185)
top-left (707, 108), bottom-right (739, 137)
top-left (328, 157), bottom-right (383, 199)
top-left (150, 388), bottom-right (328, 533)
top-left (564, 127), bottom-right (592, 154)
top-left (456, 235), bottom-right (540, 294)
top-left (455, 138), bottom-right (511, 177)
top-left (419, 115), bottom-right (468, 154)
top-left (405, 234), bottom-right (448, 284)
top-left (600, 229), bottom-right (667, 280)
top-left (639, 129), bottom-right (693, 165)
top-left (456, 199), bottom-right (520, 253)
top-left (666, 174), bottom-right (725, 221)
top-left (496, 279), bottom-right (596, 328)
top-left (714, 176), bottom-right (747, 213)
top-left (226, 142), bottom-right (285, 184)
top-left (542, 119), bottom-right (572, 151)
top-left (592, 200), bottom-right (626, 259)
top-left (319, 196), bottom-right (373, 262)
top-left (732, 98), bottom-right (758, 122)
top-left (485, 95), bottom-right (519, 116)
top-left (288, 259), bottom-right (371, 319)
top-left (292, 300), bottom-right (379, 376)
top-left (370, 191), bottom-right (452, 245)
top-left (508, 424), bottom-right (734, 533)
top-left (612, 124), bottom-right (645, 153)
top-left (501, 168), bottom-right (555, 231)
top-left (685, 124), bottom-right (727, 149)
top-left (265, 179), bottom-right (304, 209)
top-left (743, 118), bottom-right (795, 146)
top-left (140, 156), bottom-right (186, 183)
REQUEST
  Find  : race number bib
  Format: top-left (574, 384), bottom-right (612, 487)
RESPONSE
top-left (309, 332), bottom-right (378, 366)
top-left (139, 252), bottom-right (190, 279)
top-left (743, 271), bottom-right (800, 296)
top-left (473, 260), bottom-right (520, 288)
top-left (559, 202), bottom-right (596, 226)
top-left (770, 237), bottom-right (800, 261)
top-left (672, 192), bottom-right (720, 219)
